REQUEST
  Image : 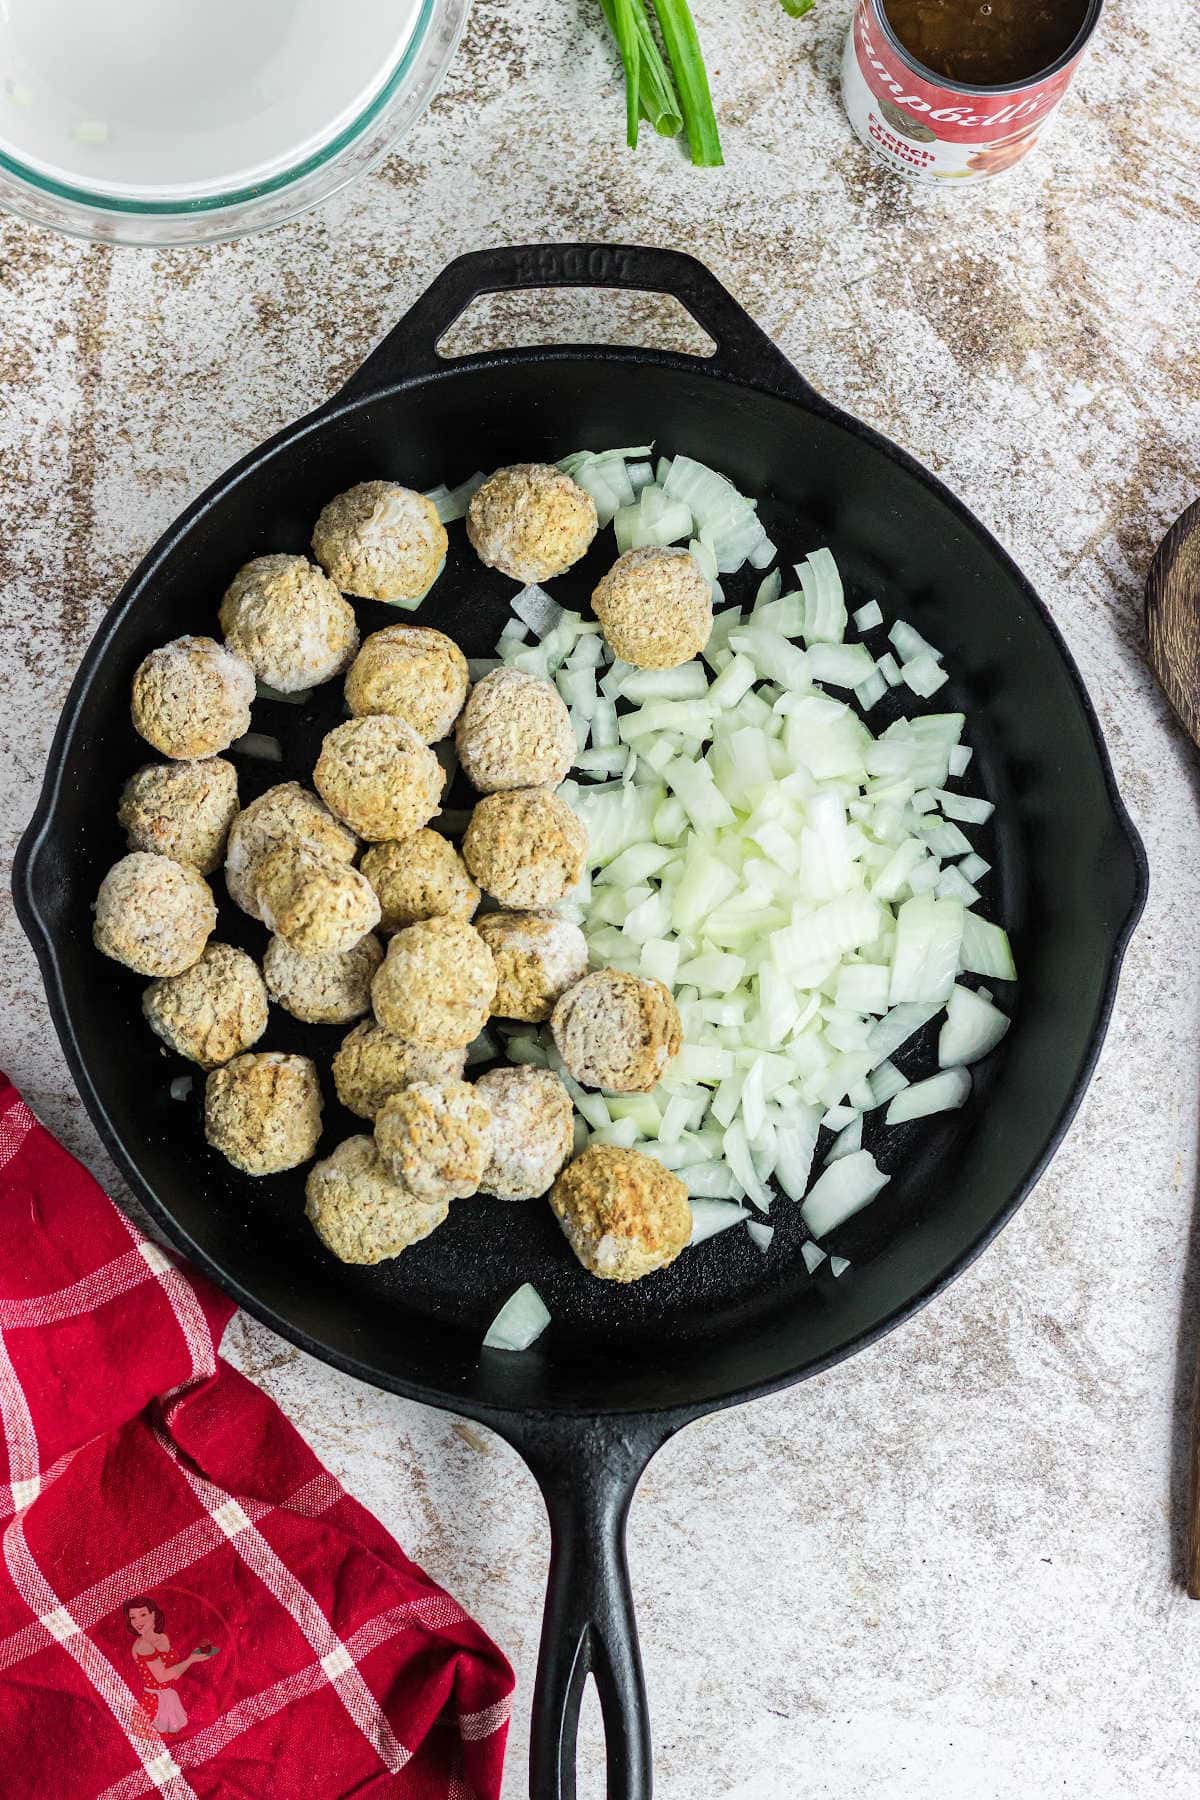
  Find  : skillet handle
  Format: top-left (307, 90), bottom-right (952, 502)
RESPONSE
top-left (509, 1413), bottom-right (677, 1800)
top-left (335, 242), bottom-right (824, 406)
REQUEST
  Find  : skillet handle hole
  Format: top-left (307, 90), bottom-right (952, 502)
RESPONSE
top-left (434, 289), bottom-right (718, 363)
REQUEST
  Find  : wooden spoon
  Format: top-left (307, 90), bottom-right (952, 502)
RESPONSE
top-left (1145, 496), bottom-right (1200, 1597)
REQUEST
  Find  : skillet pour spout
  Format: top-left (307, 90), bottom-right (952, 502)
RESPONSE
top-left (14, 244), bottom-right (1147, 1799)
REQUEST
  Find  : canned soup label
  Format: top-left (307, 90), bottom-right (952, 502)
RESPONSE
top-left (842, 0), bottom-right (1089, 184)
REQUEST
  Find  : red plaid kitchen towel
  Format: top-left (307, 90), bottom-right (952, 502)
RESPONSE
top-left (0, 1074), bottom-right (514, 1799)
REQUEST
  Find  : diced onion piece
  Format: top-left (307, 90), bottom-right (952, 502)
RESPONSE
top-left (886, 1067), bottom-right (971, 1124)
top-left (853, 600), bottom-right (884, 631)
top-left (256, 681), bottom-right (313, 705)
top-left (801, 1240), bottom-right (828, 1273)
top-left (868, 1059), bottom-right (908, 1107)
top-left (232, 732), bottom-right (282, 762)
top-left (938, 983), bottom-right (1010, 1066)
top-left (855, 669), bottom-right (888, 712)
top-left (807, 642), bottom-right (876, 688)
top-left (866, 1002), bottom-right (941, 1066)
top-left (723, 1120), bottom-right (773, 1210)
top-left (959, 913), bottom-right (1017, 981)
top-left (484, 1283), bottom-right (550, 1352)
top-left (797, 548), bottom-right (847, 644)
top-left (877, 652), bottom-right (903, 688)
top-left (889, 619), bottom-right (943, 665)
top-left (889, 895), bottom-right (964, 1005)
top-left (902, 654), bottom-right (949, 699)
top-left (169, 1075), bottom-right (193, 1101)
top-left (830, 1255), bottom-right (851, 1278)
top-left (746, 1219), bottom-right (775, 1252)
top-left (958, 852), bottom-right (991, 884)
top-left (800, 1149), bottom-right (889, 1238)
top-left (465, 1029), bottom-right (498, 1067)
top-left (425, 471), bottom-right (485, 522)
top-left (935, 790), bottom-right (994, 825)
top-left (947, 744), bottom-right (973, 777)
top-left (689, 1198), bottom-right (751, 1244)
top-left (825, 1116), bottom-right (863, 1163)
top-left (774, 1104), bottom-right (821, 1201)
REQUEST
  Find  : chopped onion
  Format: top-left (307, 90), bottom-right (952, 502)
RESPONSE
top-left (939, 984), bottom-right (1010, 1066)
top-left (959, 914), bottom-right (1017, 981)
top-left (800, 1150), bottom-right (889, 1238)
top-left (801, 1241), bottom-right (828, 1274)
top-left (746, 1219), bottom-right (775, 1253)
top-left (902, 654), bottom-right (949, 699)
top-left (689, 1199), bottom-right (751, 1244)
top-left (483, 1284), bottom-right (550, 1352)
top-left (829, 1255), bottom-right (851, 1278)
top-left (255, 681), bottom-right (314, 705)
top-left (853, 600), bottom-right (883, 632)
top-left (425, 471), bottom-right (485, 523)
top-left (886, 1068), bottom-right (971, 1124)
top-left (825, 1116), bottom-right (863, 1163)
top-left (231, 732), bottom-right (282, 763)
top-left (169, 1075), bottom-right (193, 1101)
top-left (936, 790), bottom-right (994, 825)
top-left (465, 1029), bottom-right (498, 1068)
top-left (512, 585), bottom-right (564, 638)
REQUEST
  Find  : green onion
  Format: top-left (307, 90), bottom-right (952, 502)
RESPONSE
top-left (779, 0), bottom-right (815, 16)
top-left (649, 0), bottom-right (723, 166)
top-left (598, 0), bottom-right (721, 167)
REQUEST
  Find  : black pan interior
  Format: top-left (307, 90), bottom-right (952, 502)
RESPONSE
top-left (17, 354), bottom-right (1145, 1417)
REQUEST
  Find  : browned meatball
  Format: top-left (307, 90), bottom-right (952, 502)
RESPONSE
top-left (332, 1021), bottom-right (467, 1120)
top-left (118, 758), bottom-right (239, 875)
top-left (313, 715), bottom-right (443, 842)
top-left (253, 843), bottom-right (380, 955)
top-left (360, 830), bottom-right (479, 935)
top-left (455, 668), bottom-right (575, 794)
top-left (204, 1052), bottom-right (323, 1175)
top-left (371, 917), bottom-right (497, 1047)
top-left (344, 624), bottom-right (469, 743)
top-left (130, 636), bottom-right (255, 759)
top-left (462, 787), bottom-right (587, 909)
top-left (143, 943), bottom-right (268, 1067)
top-left (550, 1145), bottom-right (691, 1282)
top-left (476, 911), bottom-right (588, 1021)
top-left (592, 547), bottom-right (713, 670)
top-left (313, 482), bottom-right (447, 604)
top-left (374, 1080), bottom-right (493, 1201)
top-left (551, 968), bottom-right (681, 1092)
top-left (93, 852), bottom-right (216, 978)
top-left (305, 1135), bottom-right (449, 1264)
top-left (467, 464), bottom-right (597, 584)
top-left (476, 1066), bottom-right (574, 1201)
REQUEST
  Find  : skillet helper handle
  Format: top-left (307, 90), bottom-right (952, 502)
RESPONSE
top-left (519, 1416), bottom-right (670, 1800)
top-left (336, 241), bottom-right (824, 405)
top-left (1189, 1360), bottom-right (1200, 1598)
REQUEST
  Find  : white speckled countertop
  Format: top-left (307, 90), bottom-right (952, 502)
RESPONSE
top-left (2, 1), bottom-right (1199, 1793)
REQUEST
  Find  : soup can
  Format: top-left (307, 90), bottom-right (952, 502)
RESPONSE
top-left (840, 0), bottom-right (1103, 184)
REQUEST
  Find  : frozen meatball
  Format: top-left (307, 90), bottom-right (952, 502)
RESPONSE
top-left (344, 624), bottom-right (469, 743)
top-left (360, 830), bottom-right (479, 936)
top-left (263, 931), bottom-right (383, 1024)
top-left (592, 547), bottom-right (713, 670)
top-left (131, 636), bottom-right (255, 760)
top-left (463, 787), bottom-right (587, 909)
top-left (93, 852), bottom-right (216, 978)
top-left (551, 1144), bottom-right (691, 1282)
top-left (476, 911), bottom-right (588, 1022)
top-left (143, 943), bottom-right (268, 1068)
top-left (551, 968), bottom-right (681, 1093)
top-left (312, 481), bottom-right (447, 604)
top-left (371, 917), bottom-right (497, 1047)
top-left (332, 1021), bottom-right (467, 1121)
top-left (219, 554), bottom-right (358, 692)
top-left (455, 668), bottom-right (576, 794)
top-left (467, 464), bottom-right (597, 584)
top-left (253, 843), bottom-right (380, 955)
top-left (204, 1051), bottom-right (322, 1175)
top-left (476, 1066), bottom-right (574, 1201)
top-left (118, 758), bottom-right (238, 875)
top-left (313, 715), bottom-right (443, 842)
top-left (306, 1135), bottom-right (449, 1264)
top-left (224, 781), bottom-right (357, 920)
top-left (374, 1080), bottom-right (493, 1201)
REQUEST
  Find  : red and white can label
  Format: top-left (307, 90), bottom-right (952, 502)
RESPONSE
top-left (841, 0), bottom-right (1091, 184)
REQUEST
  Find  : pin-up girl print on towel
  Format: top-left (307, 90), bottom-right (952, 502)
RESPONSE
top-left (124, 1598), bottom-right (220, 1735)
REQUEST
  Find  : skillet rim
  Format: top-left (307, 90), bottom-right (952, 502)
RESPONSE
top-left (12, 340), bottom-right (1149, 1431)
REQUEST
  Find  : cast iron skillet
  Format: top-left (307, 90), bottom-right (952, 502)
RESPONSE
top-left (14, 244), bottom-right (1147, 1798)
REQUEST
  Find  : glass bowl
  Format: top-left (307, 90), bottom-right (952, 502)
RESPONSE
top-left (0, 0), bottom-right (469, 247)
